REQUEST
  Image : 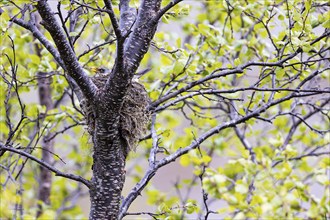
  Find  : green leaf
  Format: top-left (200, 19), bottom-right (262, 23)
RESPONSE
top-left (180, 154), bottom-right (190, 167)
top-left (172, 56), bottom-right (187, 74)
top-left (235, 183), bottom-right (248, 194)
top-left (185, 202), bottom-right (196, 214)
top-left (234, 58), bottom-right (241, 66)
top-left (198, 23), bottom-right (210, 36)
top-left (322, 19), bottom-right (330, 28)
top-left (202, 155), bottom-right (212, 165)
top-left (162, 15), bottom-right (169, 24)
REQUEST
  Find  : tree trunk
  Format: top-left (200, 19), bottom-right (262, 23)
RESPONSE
top-left (36, 72), bottom-right (54, 217)
top-left (88, 93), bottom-right (128, 219)
top-left (33, 1), bottom-right (162, 219)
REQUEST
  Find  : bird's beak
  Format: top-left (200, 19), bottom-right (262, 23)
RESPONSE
top-left (90, 67), bottom-right (98, 73)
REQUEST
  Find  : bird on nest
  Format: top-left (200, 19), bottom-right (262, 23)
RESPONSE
top-left (90, 67), bottom-right (111, 76)
top-left (89, 66), bottom-right (150, 84)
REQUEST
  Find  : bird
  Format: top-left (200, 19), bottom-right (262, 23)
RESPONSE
top-left (88, 67), bottom-right (111, 89)
top-left (90, 67), bottom-right (111, 76)
top-left (89, 66), bottom-right (151, 84)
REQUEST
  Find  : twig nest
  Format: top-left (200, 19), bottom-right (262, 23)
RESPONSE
top-left (82, 74), bottom-right (150, 152)
top-left (120, 81), bottom-right (151, 151)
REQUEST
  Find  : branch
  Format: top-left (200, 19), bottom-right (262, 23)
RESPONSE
top-left (282, 98), bottom-right (330, 147)
top-left (156, 93), bottom-right (324, 167)
top-left (154, 0), bottom-right (183, 21)
top-left (148, 114), bottom-right (158, 166)
top-left (102, 0), bottom-right (162, 109)
top-left (103, 0), bottom-right (126, 76)
top-left (120, 89), bottom-right (323, 216)
top-left (0, 144), bottom-right (91, 188)
top-left (272, 151), bottom-right (330, 167)
top-left (77, 38), bottom-right (117, 60)
top-left (44, 122), bottom-right (84, 142)
top-left (122, 0), bottom-right (162, 73)
top-left (103, 0), bottom-right (122, 39)
top-left (194, 138), bottom-right (218, 219)
top-left (10, 17), bottom-right (84, 102)
top-left (10, 18), bottom-right (65, 69)
top-left (119, 0), bottom-right (136, 35)
top-left (1, 38), bottom-right (26, 156)
top-left (35, 0), bottom-right (97, 100)
top-left (150, 68), bottom-right (243, 110)
top-left (229, 102), bottom-right (256, 163)
top-left (57, 2), bottom-right (74, 50)
top-left (152, 29), bottom-right (328, 111)
top-left (125, 204), bottom-right (196, 219)
top-left (310, 30), bottom-right (330, 45)
top-left (154, 86), bottom-right (330, 112)
top-left (150, 48), bottom-right (304, 110)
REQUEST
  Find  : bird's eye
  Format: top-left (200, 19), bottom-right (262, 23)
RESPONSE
top-left (99, 68), bottom-right (105, 73)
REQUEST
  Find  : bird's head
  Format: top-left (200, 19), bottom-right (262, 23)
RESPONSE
top-left (89, 66), bottom-right (141, 83)
top-left (90, 67), bottom-right (111, 76)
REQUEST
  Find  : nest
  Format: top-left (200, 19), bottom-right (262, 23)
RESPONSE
top-left (120, 81), bottom-right (151, 151)
top-left (82, 74), bottom-right (150, 152)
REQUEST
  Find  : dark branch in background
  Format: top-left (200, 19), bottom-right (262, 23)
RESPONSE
top-left (1, 111), bottom-right (56, 188)
top-left (0, 164), bottom-right (15, 185)
top-left (149, 49), bottom-right (300, 110)
top-left (72, 19), bottom-right (89, 45)
top-left (151, 41), bottom-right (180, 54)
top-left (36, 71), bottom-right (55, 217)
top-left (16, 146), bottom-right (66, 164)
top-left (154, 85), bottom-right (330, 113)
top-left (72, 1), bottom-right (107, 13)
top-left (55, 183), bottom-right (88, 218)
top-left (223, 0), bottom-right (234, 38)
top-left (14, 121), bottom-right (51, 181)
top-left (272, 147), bottom-right (330, 168)
top-left (0, 144), bottom-right (91, 188)
top-left (229, 102), bottom-right (256, 163)
top-left (44, 122), bottom-right (84, 143)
